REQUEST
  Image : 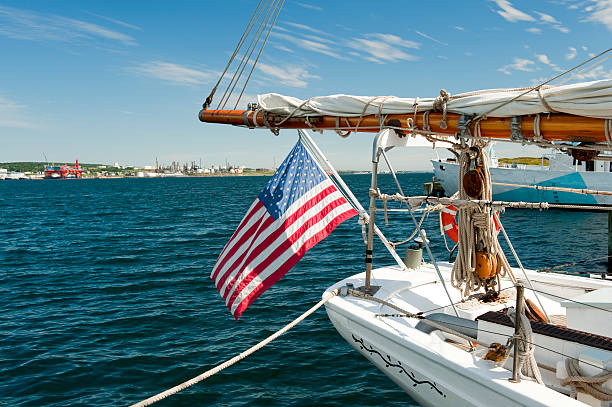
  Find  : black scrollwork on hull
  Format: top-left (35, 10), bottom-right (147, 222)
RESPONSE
top-left (352, 334), bottom-right (446, 398)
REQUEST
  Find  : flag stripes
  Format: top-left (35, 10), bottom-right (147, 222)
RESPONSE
top-left (210, 140), bottom-right (357, 319)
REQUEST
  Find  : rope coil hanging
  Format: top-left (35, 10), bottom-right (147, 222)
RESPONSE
top-left (450, 141), bottom-right (516, 296)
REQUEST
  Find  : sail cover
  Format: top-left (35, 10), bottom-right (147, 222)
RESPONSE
top-left (257, 79), bottom-right (612, 119)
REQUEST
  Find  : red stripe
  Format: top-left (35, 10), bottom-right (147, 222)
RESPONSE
top-left (221, 196), bottom-right (349, 302)
top-left (211, 203), bottom-right (268, 282)
top-left (214, 214), bottom-right (274, 290)
top-left (223, 198), bottom-right (354, 306)
top-left (219, 186), bottom-right (340, 297)
top-left (231, 208), bottom-right (357, 319)
top-left (216, 200), bottom-right (263, 261)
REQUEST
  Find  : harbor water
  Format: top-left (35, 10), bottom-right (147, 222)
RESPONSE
top-left (1, 174), bottom-right (608, 406)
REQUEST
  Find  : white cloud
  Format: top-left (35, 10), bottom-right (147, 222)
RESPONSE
top-left (365, 33), bottom-right (420, 48)
top-left (455, 26), bottom-right (465, 31)
top-left (498, 58), bottom-right (536, 75)
top-left (273, 44), bottom-right (295, 53)
top-left (0, 5), bottom-right (136, 46)
top-left (574, 64), bottom-right (612, 80)
top-left (348, 33), bottom-right (420, 63)
top-left (582, 45), bottom-right (588, 51)
top-left (271, 31), bottom-right (345, 59)
top-left (491, 0), bottom-right (535, 22)
top-left (535, 54), bottom-right (552, 65)
top-left (526, 27), bottom-right (543, 33)
top-left (534, 11), bottom-right (561, 24)
top-left (301, 33), bottom-right (335, 45)
top-left (534, 53), bottom-right (562, 71)
top-left (415, 30), bottom-right (448, 46)
top-left (0, 96), bottom-right (37, 129)
top-left (535, 10), bottom-right (570, 33)
top-left (256, 63), bottom-right (319, 87)
top-left (83, 11), bottom-right (142, 31)
top-left (129, 61), bottom-right (217, 85)
top-left (284, 22), bottom-right (329, 36)
top-left (296, 2), bottom-right (322, 11)
top-left (566, 46), bottom-right (578, 60)
top-left (584, 0), bottom-right (612, 31)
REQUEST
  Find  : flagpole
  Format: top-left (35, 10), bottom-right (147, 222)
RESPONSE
top-left (298, 130), bottom-right (408, 272)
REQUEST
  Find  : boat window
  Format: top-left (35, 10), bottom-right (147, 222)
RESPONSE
top-left (609, 162), bottom-right (612, 172)
top-left (586, 160), bottom-right (595, 171)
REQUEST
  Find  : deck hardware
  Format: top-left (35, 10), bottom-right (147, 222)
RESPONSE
top-left (510, 116), bottom-right (523, 141)
top-left (457, 114), bottom-right (472, 138)
top-left (340, 283), bottom-right (354, 297)
top-left (509, 282), bottom-right (525, 383)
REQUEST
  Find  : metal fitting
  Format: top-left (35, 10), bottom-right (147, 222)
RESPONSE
top-left (510, 116), bottom-right (523, 141)
top-left (339, 283), bottom-right (354, 297)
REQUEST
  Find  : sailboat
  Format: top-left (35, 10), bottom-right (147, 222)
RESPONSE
top-left (200, 82), bottom-right (612, 406)
top-left (195, 2), bottom-right (612, 404)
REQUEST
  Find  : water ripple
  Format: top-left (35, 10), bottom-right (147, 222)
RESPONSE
top-left (0, 175), bottom-right (606, 406)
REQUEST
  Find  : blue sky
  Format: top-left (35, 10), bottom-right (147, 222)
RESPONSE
top-left (2, 0), bottom-right (612, 170)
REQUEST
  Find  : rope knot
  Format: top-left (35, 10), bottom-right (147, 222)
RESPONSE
top-left (434, 89), bottom-right (451, 130)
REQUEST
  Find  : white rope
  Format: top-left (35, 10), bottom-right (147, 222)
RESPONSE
top-left (451, 144), bottom-right (516, 296)
top-left (506, 307), bottom-right (543, 384)
top-left (129, 290), bottom-right (339, 407)
top-left (533, 114), bottom-right (542, 142)
top-left (563, 358), bottom-right (612, 400)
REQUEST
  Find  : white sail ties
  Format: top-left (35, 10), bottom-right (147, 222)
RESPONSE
top-left (433, 89), bottom-right (451, 129)
top-left (533, 114), bottom-right (543, 142)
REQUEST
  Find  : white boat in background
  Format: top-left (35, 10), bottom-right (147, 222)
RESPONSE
top-left (432, 149), bottom-right (612, 206)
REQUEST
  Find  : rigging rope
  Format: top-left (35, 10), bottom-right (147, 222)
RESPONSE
top-left (128, 290), bottom-right (338, 407)
top-left (562, 358), bottom-right (612, 401)
top-left (203, 0), bottom-right (266, 109)
top-left (203, 0), bottom-right (285, 111)
top-left (451, 143), bottom-right (516, 296)
top-left (218, 0), bottom-right (279, 110)
top-left (505, 307), bottom-right (544, 384)
top-left (234, 0), bottom-right (286, 109)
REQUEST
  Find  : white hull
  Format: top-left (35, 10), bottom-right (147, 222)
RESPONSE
top-left (325, 265), bottom-right (612, 406)
top-left (432, 160), bottom-right (612, 206)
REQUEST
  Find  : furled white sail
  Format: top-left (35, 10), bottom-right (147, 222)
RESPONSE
top-left (257, 79), bottom-right (612, 119)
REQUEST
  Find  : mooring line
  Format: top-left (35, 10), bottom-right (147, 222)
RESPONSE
top-left (128, 289), bottom-right (338, 407)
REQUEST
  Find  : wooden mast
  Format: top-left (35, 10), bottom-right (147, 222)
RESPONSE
top-left (199, 109), bottom-right (608, 144)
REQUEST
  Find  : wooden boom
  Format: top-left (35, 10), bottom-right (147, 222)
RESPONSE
top-left (199, 109), bottom-right (609, 144)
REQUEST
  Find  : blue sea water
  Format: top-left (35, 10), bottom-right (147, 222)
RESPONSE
top-left (1, 175), bottom-right (608, 406)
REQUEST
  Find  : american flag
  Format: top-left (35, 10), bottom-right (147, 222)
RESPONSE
top-left (211, 140), bottom-right (358, 319)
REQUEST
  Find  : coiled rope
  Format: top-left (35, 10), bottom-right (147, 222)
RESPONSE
top-left (504, 307), bottom-right (543, 384)
top-left (128, 290), bottom-right (338, 407)
top-left (451, 142), bottom-right (516, 296)
top-left (562, 358), bottom-right (612, 401)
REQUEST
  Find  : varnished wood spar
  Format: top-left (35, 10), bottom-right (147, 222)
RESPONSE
top-left (199, 109), bottom-right (608, 143)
